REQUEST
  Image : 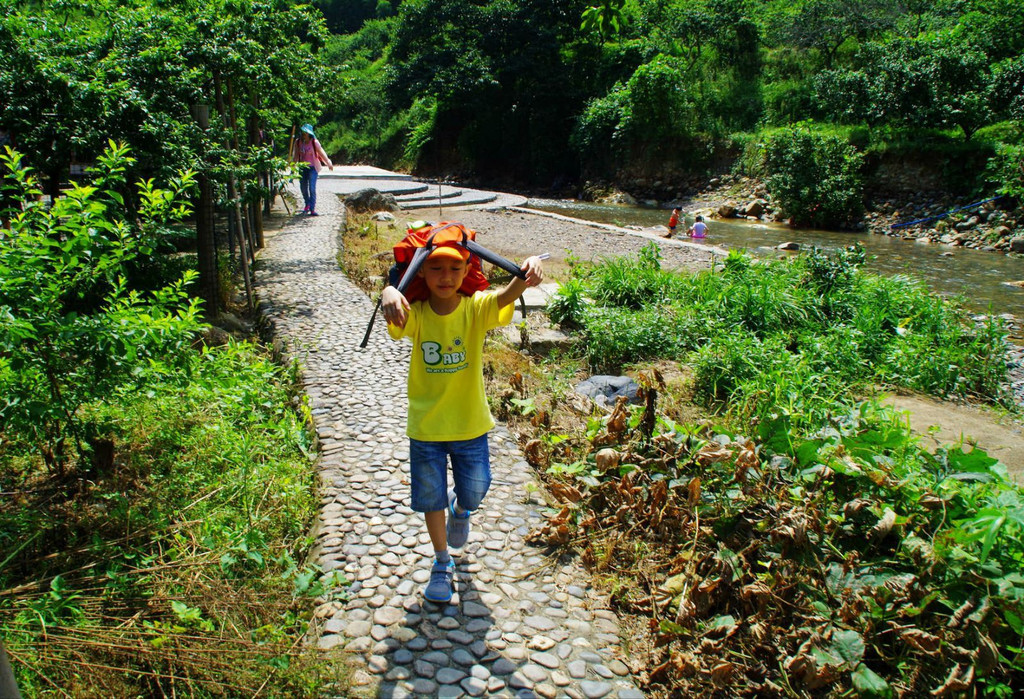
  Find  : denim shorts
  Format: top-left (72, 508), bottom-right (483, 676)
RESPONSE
top-left (409, 434), bottom-right (491, 513)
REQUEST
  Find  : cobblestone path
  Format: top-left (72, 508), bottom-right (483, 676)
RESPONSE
top-left (256, 180), bottom-right (644, 699)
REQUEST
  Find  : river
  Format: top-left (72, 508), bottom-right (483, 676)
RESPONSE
top-left (527, 199), bottom-right (1024, 322)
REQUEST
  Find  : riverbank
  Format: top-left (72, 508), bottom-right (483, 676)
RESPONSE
top-left (588, 173), bottom-right (1024, 256)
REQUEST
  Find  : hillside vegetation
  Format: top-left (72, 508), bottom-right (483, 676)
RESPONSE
top-left (322, 0), bottom-right (1023, 226)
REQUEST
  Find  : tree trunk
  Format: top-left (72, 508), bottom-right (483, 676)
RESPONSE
top-left (247, 110), bottom-right (265, 248)
top-left (191, 104), bottom-right (219, 317)
top-left (214, 71), bottom-right (253, 311)
top-left (227, 79), bottom-right (256, 255)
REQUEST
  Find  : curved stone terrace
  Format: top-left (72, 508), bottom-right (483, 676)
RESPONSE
top-left (321, 166), bottom-right (530, 210)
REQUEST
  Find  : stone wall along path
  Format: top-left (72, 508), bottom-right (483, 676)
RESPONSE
top-left (256, 178), bottom-right (644, 699)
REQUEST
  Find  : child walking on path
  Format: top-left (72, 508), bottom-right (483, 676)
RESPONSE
top-left (381, 241), bottom-right (544, 603)
top-left (290, 123), bottom-right (333, 216)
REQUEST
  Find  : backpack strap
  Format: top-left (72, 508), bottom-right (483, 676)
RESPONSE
top-left (463, 239), bottom-right (526, 280)
top-left (360, 223), bottom-right (527, 349)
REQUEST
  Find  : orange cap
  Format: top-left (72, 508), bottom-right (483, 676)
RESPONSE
top-left (428, 244), bottom-right (470, 262)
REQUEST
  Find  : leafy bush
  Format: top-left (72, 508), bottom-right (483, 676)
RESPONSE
top-left (0, 144), bottom-right (202, 472)
top-left (546, 276), bottom-right (588, 327)
top-left (619, 54), bottom-right (694, 145)
top-left (1, 342), bottom-right (335, 696)
top-left (761, 126), bottom-right (865, 228)
top-left (550, 247), bottom-right (1011, 423)
top-left (583, 242), bottom-right (681, 310)
top-left (988, 142), bottom-right (1024, 198)
top-left (571, 84), bottom-right (630, 167)
top-left (761, 78), bottom-right (818, 126)
top-left (691, 332), bottom-right (788, 404)
top-left (578, 305), bottom-right (683, 370)
top-left (545, 397), bottom-right (1024, 696)
top-left (571, 55), bottom-right (696, 169)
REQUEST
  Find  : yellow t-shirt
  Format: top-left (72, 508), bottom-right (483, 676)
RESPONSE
top-left (388, 291), bottom-right (513, 441)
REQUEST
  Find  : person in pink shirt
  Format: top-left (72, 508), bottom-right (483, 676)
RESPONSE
top-left (689, 214), bottom-right (707, 239)
top-left (290, 123), bottom-right (333, 216)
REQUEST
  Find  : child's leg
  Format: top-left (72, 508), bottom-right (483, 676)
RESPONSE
top-left (424, 510), bottom-right (447, 550)
top-left (409, 438), bottom-right (457, 602)
top-left (448, 434), bottom-right (491, 511)
top-left (409, 438), bottom-right (452, 552)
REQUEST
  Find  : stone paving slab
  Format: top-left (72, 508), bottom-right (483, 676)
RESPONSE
top-left (326, 178), bottom-right (431, 197)
top-left (324, 166), bottom-right (415, 180)
top-left (256, 178), bottom-right (642, 698)
top-left (319, 166), bottom-right (527, 210)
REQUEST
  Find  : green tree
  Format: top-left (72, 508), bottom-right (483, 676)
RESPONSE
top-left (581, 0), bottom-right (629, 43)
top-left (0, 143), bottom-right (202, 471)
top-left (765, 0), bottom-right (898, 68)
top-left (762, 127), bottom-right (864, 228)
top-left (813, 37), bottom-right (994, 139)
top-left (387, 0), bottom-right (590, 180)
top-left (0, 0), bottom-right (333, 314)
top-left (620, 54), bottom-right (694, 145)
top-left (955, 0), bottom-right (1024, 61)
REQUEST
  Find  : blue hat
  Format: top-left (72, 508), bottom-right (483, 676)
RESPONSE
top-left (300, 123), bottom-right (315, 138)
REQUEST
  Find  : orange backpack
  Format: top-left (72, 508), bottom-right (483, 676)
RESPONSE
top-left (361, 220), bottom-right (526, 348)
top-left (390, 221), bottom-right (491, 302)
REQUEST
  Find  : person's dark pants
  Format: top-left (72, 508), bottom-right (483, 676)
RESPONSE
top-left (299, 166), bottom-right (318, 212)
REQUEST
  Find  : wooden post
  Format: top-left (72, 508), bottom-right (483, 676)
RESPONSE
top-left (191, 104), bottom-right (220, 317)
top-left (248, 111), bottom-right (265, 248)
top-left (227, 79), bottom-right (256, 256)
top-left (214, 71), bottom-right (253, 311)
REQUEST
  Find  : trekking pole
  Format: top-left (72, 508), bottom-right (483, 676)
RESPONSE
top-left (359, 236), bottom-right (531, 349)
top-left (359, 296), bottom-right (383, 348)
top-left (359, 244), bottom-right (434, 349)
top-left (0, 637), bottom-right (20, 699)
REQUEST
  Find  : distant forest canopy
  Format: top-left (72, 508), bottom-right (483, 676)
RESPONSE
top-left (0, 0), bottom-right (331, 199)
top-left (0, 0), bottom-right (1020, 201)
top-left (318, 0), bottom-right (1024, 194)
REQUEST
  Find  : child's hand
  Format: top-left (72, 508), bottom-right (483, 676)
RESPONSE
top-left (521, 256), bottom-right (544, 287)
top-left (381, 286), bottom-right (410, 328)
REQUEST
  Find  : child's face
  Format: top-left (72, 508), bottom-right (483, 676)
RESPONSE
top-left (419, 256), bottom-right (469, 299)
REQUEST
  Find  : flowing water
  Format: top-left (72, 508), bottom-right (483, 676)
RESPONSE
top-left (528, 199), bottom-right (1024, 321)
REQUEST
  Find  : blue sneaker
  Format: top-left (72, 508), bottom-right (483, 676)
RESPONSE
top-left (423, 557), bottom-right (455, 603)
top-left (446, 488), bottom-right (472, 549)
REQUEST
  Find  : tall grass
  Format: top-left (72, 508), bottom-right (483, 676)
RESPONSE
top-left (551, 243), bottom-right (1011, 429)
top-left (0, 341), bottom-right (343, 696)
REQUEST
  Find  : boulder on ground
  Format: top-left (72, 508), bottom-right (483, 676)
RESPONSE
top-left (604, 191), bottom-right (637, 206)
top-left (718, 203), bottom-right (737, 218)
top-left (742, 199), bottom-right (766, 218)
top-left (344, 188), bottom-right (399, 213)
top-left (197, 325), bottom-right (230, 347)
top-left (575, 375), bottom-right (640, 407)
top-left (1011, 237), bottom-right (1024, 254)
top-left (777, 242), bottom-right (800, 251)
